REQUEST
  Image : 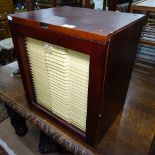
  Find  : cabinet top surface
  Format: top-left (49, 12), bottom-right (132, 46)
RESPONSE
top-left (9, 6), bottom-right (144, 42)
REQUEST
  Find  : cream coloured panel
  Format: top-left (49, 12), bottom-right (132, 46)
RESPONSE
top-left (26, 37), bottom-right (90, 132)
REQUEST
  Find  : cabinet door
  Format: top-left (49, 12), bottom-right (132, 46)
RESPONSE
top-left (10, 22), bottom-right (108, 146)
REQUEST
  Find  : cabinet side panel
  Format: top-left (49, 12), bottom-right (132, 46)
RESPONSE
top-left (97, 18), bottom-right (145, 143)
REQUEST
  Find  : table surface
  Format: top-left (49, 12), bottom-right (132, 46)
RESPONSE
top-left (0, 61), bottom-right (155, 155)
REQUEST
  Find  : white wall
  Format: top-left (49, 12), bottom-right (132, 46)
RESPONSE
top-left (93, 0), bottom-right (104, 10)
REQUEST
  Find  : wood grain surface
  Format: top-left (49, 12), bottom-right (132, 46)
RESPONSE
top-left (9, 6), bottom-right (144, 42)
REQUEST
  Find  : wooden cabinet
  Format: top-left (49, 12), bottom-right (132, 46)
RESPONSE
top-left (0, 0), bottom-right (14, 14)
top-left (8, 7), bottom-right (145, 146)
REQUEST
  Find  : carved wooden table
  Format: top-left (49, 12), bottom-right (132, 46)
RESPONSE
top-left (0, 61), bottom-right (95, 154)
top-left (0, 61), bottom-right (155, 155)
top-left (130, 0), bottom-right (155, 12)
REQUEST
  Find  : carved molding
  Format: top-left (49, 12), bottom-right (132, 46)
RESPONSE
top-left (0, 92), bottom-right (94, 155)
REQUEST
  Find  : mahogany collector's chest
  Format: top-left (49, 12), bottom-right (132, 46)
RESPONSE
top-left (8, 7), bottom-right (145, 146)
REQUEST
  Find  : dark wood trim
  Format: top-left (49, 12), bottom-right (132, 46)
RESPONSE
top-left (86, 43), bottom-right (108, 146)
top-left (108, 0), bottom-right (117, 11)
top-left (25, 0), bottom-right (35, 11)
top-left (85, 0), bottom-right (91, 8)
top-left (128, 0), bottom-right (134, 12)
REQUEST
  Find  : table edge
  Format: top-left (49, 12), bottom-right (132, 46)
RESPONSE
top-left (0, 92), bottom-right (94, 155)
